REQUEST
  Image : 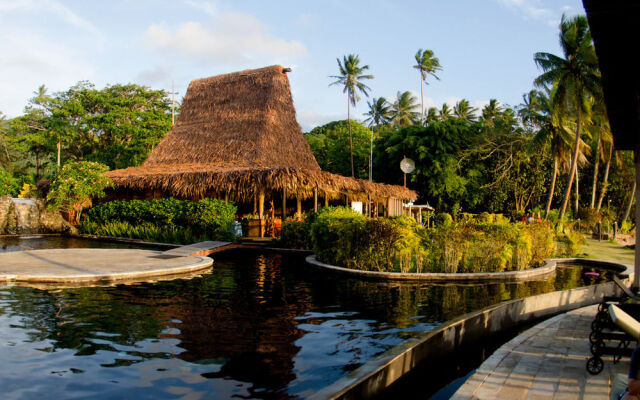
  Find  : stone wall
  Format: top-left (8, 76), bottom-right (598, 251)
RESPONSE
top-left (0, 196), bottom-right (72, 235)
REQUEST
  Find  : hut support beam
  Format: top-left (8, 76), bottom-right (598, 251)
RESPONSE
top-left (324, 194), bottom-right (329, 208)
top-left (313, 188), bottom-right (318, 212)
top-left (253, 196), bottom-right (257, 214)
top-left (259, 191), bottom-right (265, 238)
top-left (296, 197), bottom-right (302, 220)
top-left (282, 188), bottom-right (287, 220)
top-left (224, 192), bottom-right (229, 202)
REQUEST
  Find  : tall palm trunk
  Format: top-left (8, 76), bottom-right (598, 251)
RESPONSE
top-left (590, 136), bottom-right (600, 208)
top-left (56, 138), bottom-right (61, 170)
top-left (419, 72), bottom-right (424, 122)
top-left (623, 180), bottom-right (636, 222)
top-left (347, 92), bottom-right (354, 178)
top-left (596, 145), bottom-right (612, 211)
top-left (559, 100), bottom-right (582, 220)
top-left (574, 167), bottom-right (579, 215)
top-left (545, 158), bottom-right (558, 218)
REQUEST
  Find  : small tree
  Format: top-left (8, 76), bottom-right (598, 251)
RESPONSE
top-left (47, 161), bottom-right (112, 223)
top-left (0, 167), bottom-right (19, 197)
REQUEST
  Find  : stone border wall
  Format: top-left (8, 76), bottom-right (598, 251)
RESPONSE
top-left (308, 259), bottom-right (632, 400)
top-left (306, 255), bottom-right (559, 281)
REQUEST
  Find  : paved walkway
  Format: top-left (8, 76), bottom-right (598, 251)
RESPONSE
top-left (452, 305), bottom-right (628, 400)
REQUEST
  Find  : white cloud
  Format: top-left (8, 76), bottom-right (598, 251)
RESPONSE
top-left (183, 0), bottom-right (217, 16)
top-left (0, 0), bottom-right (100, 35)
top-left (142, 12), bottom-right (308, 65)
top-left (495, 0), bottom-right (559, 26)
top-left (0, 29), bottom-right (95, 116)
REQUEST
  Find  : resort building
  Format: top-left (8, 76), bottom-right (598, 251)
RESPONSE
top-left (105, 65), bottom-right (416, 228)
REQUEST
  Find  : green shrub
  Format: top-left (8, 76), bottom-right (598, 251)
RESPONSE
top-left (83, 198), bottom-right (236, 242)
top-left (280, 221), bottom-right (312, 250)
top-left (555, 230), bottom-right (585, 257)
top-left (525, 221), bottom-right (556, 266)
top-left (81, 220), bottom-right (204, 245)
top-left (435, 212), bottom-right (453, 228)
top-left (621, 220), bottom-right (634, 234)
top-left (311, 207), bottom-right (366, 268)
top-left (47, 161), bottom-right (112, 223)
top-left (0, 168), bottom-right (19, 197)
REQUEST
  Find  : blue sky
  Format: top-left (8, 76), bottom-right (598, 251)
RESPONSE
top-left (0, 0), bottom-right (583, 131)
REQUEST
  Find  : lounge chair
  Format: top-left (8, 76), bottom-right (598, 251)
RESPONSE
top-left (587, 304), bottom-right (639, 375)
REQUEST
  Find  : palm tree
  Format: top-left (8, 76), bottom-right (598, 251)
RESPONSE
top-left (363, 97), bottom-right (391, 128)
top-left (453, 99), bottom-right (478, 122)
top-left (363, 97), bottom-right (391, 182)
top-left (391, 91), bottom-right (419, 127)
top-left (438, 103), bottom-right (452, 121)
top-left (425, 107), bottom-right (439, 124)
top-left (586, 102), bottom-right (612, 209)
top-left (524, 89), bottom-right (573, 218)
top-left (413, 49), bottom-right (442, 122)
top-left (534, 14), bottom-right (600, 220)
top-left (0, 112), bottom-right (11, 167)
top-left (481, 99), bottom-right (502, 125)
top-left (330, 54), bottom-right (374, 177)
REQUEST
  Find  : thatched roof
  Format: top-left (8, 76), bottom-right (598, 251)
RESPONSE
top-left (106, 65), bottom-right (416, 201)
top-left (583, 0), bottom-right (640, 151)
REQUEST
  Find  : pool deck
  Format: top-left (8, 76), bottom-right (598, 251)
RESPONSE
top-left (0, 247), bottom-right (215, 285)
top-left (451, 304), bottom-right (627, 400)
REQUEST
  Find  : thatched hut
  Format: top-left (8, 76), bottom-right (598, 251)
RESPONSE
top-left (105, 65), bottom-right (416, 225)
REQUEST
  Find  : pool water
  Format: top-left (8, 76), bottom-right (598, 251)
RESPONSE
top-left (0, 237), bottom-right (613, 399)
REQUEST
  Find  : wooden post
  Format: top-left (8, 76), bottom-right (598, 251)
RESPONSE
top-left (253, 195), bottom-right (257, 214)
top-left (296, 197), bottom-right (302, 220)
top-left (385, 197), bottom-right (391, 217)
top-left (324, 193), bottom-right (329, 208)
top-left (224, 192), bottom-right (229, 203)
top-left (282, 188), bottom-right (287, 220)
top-left (258, 191), bottom-right (265, 238)
top-left (313, 188), bottom-right (318, 212)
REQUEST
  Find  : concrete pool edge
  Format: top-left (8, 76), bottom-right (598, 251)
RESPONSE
top-left (306, 255), bottom-right (559, 281)
top-left (309, 259), bottom-right (632, 400)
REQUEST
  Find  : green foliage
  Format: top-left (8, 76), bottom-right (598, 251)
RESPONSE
top-left (83, 198), bottom-right (236, 241)
top-left (0, 167), bottom-right (19, 196)
top-left (279, 221), bottom-right (312, 250)
top-left (435, 212), bottom-right (452, 227)
top-left (308, 210), bottom-right (560, 274)
top-left (47, 161), bottom-right (112, 223)
top-left (311, 207), bottom-right (367, 268)
top-left (305, 120), bottom-right (373, 179)
top-left (81, 220), bottom-right (204, 245)
top-left (555, 230), bottom-right (585, 257)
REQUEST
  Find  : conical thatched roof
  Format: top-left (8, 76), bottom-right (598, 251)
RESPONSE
top-left (106, 65), bottom-right (416, 202)
top-left (144, 65), bottom-right (320, 169)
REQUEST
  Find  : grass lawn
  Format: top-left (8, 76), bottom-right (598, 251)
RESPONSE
top-left (578, 237), bottom-right (635, 265)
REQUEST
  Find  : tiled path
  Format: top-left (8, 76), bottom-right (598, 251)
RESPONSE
top-left (452, 305), bottom-right (628, 399)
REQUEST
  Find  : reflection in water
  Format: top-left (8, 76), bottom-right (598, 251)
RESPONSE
top-left (0, 238), bottom-right (612, 399)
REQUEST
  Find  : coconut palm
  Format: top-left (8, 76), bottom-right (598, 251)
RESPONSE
top-left (390, 91), bottom-right (420, 127)
top-left (453, 99), bottom-right (478, 122)
top-left (438, 103), bottom-right (452, 121)
top-left (413, 49), bottom-right (442, 122)
top-left (481, 99), bottom-right (502, 125)
top-left (586, 102), bottom-right (612, 209)
top-left (525, 89), bottom-right (573, 218)
top-left (534, 14), bottom-right (600, 220)
top-left (363, 97), bottom-right (391, 128)
top-left (330, 54), bottom-right (374, 177)
top-left (425, 107), bottom-right (439, 124)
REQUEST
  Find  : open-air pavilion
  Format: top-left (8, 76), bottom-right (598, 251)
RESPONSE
top-left (105, 65), bottom-right (417, 235)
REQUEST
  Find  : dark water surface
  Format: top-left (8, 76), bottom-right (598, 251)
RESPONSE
top-left (0, 237), bottom-right (612, 399)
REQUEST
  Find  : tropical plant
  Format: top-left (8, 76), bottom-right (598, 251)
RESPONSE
top-left (425, 107), bottom-right (439, 124)
top-left (453, 99), bottom-right (478, 122)
top-left (329, 54), bottom-right (374, 177)
top-left (522, 88), bottom-right (573, 218)
top-left (0, 167), bottom-right (19, 196)
top-left (363, 97), bottom-right (391, 128)
top-left (438, 103), bottom-right (452, 121)
top-left (390, 91), bottom-right (420, 127)
top-left (47, 161), bottom-right (112, 223)
top-left (481, 99), bottom-right (502, 124)
top-left (413, 48), bottom-right (442, 122)
top-left (534, 14), bottom-right (601, 220)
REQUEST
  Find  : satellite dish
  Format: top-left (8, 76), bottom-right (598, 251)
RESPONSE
top-left (400, 157), bottom-right (415, 174)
